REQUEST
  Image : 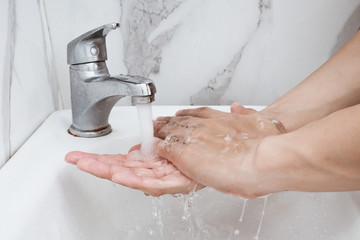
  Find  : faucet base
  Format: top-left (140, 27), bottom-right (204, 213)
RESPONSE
top-left (68, 125), bottom-right (112, 138)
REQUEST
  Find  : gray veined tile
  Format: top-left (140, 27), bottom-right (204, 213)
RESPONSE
top-left (120, 0), bottom-right (185, 77)
top-left (190, 0), bottom-right (273, 105)
top-left (38, 0), bottom-right (64, 111)
top-left (9, 0), bottom-right (55, 159)
top-left (0, 0), bottom-right (15, 167)
top-left (190, 48), bottom-right (244, 105)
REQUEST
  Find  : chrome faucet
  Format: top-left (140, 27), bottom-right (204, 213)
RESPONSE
top-left (67, 23), bottom-right (156, 138)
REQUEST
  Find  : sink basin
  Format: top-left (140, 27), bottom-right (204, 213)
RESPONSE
top-left (0, 106), bottom-right (360, 240)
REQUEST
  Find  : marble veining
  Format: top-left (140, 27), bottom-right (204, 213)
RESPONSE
top-left (0, 0), bottom-right (58, 167)
top-left (190, 47), bottom-right (244, 105)
top-left (257, 0), bottom-right (272, 27)
top-left (191, 0), bottom-right (272, 105)
top-left (1, 0), bottom-right (16, 166)
top-left (38, 0), bottom-right (63, 111)
top-left (120, 0), bottom-right (185, 77)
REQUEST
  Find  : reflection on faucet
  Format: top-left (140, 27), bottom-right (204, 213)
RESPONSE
top-left (67, 23), bottom-right (156, 138)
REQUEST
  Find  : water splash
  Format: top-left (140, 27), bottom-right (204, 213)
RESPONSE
top-left (173, 185), bottom-right (200, 238)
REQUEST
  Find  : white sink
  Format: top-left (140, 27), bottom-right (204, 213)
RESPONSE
top-left (0, 106), bottom-right (360, 240)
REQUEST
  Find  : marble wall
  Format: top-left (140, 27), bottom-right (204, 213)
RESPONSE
top-left (1, 0), bottom-right (360, 167)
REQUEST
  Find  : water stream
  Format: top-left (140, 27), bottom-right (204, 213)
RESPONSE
top-left (255, 196), bottom-right (268, 240)
top-left (239, 198), bottom-right (248, 222)
top-left (136, 103), bottom-right (154, 156)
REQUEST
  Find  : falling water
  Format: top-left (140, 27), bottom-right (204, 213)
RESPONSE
top-left (151, 196), bottom-right (165, 240)
top-left (136, 103), bottom-right (154, 156)
top-left (239, 198), bottom-right (248, 222)
top-left (134, 104), bottom-right (272, 239)
top-left (254, 196), bottom-right (268, 240)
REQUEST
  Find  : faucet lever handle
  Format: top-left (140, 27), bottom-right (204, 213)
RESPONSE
top-left (67, 22), bottom-right (120, 65)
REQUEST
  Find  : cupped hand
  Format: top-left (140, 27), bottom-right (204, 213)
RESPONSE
top-left (65, 142), bottom-right (203, 197)
top-left (153, 102), bottom-right (286, 198)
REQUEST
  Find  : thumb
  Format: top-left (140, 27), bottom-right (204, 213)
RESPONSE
top-left (231, 102), bottom-right (257, 115)
top-left (128, 144), bottom-right (141, 153)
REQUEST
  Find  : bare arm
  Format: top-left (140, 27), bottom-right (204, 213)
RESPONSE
top-left (150, 104), bottom-right (360, 197)
top-left (263, 31), bottom-right (360, 131)
top-left (258, 104), bottom-right (360, 193)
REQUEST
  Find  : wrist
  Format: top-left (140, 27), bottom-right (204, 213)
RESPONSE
top-left (259, 106), bottom-right (294, 132)
top-left (253, 134), bottom-right (296, 194)
top-left (261, 102), bottom-right (341, 132)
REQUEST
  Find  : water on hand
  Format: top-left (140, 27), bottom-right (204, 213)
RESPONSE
top-left (136, 103), bottom-right (155, 157)
top-left (134, 105), bottom-right (272, 239)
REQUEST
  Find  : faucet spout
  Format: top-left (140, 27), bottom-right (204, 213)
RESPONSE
top-left (68, 62), bottom-right (156, 138)
top-left (67, 23), bottom-right (157, 138)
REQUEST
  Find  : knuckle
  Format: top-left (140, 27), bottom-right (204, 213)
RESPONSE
top-left (197, 107), bottom-right (210, 113)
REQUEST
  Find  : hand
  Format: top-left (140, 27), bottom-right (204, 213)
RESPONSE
top-left (230, 102), bottom-right (258, 115)
top-left (153, 103), bottom-right (286, 198)
top-left (65, 143), bottom-right (203, 197)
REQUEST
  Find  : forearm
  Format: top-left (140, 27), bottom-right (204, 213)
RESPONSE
top-left (258, 104), bottom-right (360, 193)
top-left (263, 31), bottom-right (360, 131)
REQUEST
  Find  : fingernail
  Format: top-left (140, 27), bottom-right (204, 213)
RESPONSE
top-left (175, 110), bottom-right (183, 116)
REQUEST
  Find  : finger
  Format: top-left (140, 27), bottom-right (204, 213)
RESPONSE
top-left (117, 153), bottom-right (167, 168)
top-left (67, 150), bottom-right (160, 169)
top-left (154, 116), bottom-right (198, 139)
top-left (155, 118), bottom-right (229, 145)
top-left (154, 138), bottom-right (188, 167)
top-left (65, 151), bottom-right (127, 166)
top-left (72, 151), bottom-right (158, 167)
top-left (153, 116), bottom-right (173, 129)
top-left (111, 170), bottom-right (193, 196)
top-left (153, 117), bottom-right (172, 135)
top-left (76, 158), bottom-right (113, 179)
top-left (128, 144), bottom-right (141, 153)
top-left (65, 151), bottom-right (96, 164)
top-left (151, 162), bottom-right (180, 177)
top-left (230, 102), bottom-right (257, 115)
top-left (117, 158), bottom-right (155, 168)
top-left (176, 107), bottom-right (227, 118)
top-left (156, 124), bottom-right (192, 140)
top-left (128, 163), bottom-right (179, 178)
top-left (75, 157), bottom-right (161, 180)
